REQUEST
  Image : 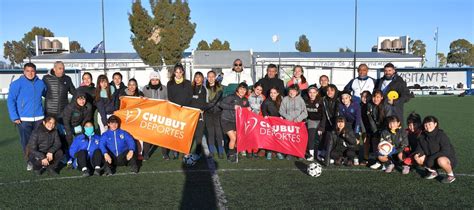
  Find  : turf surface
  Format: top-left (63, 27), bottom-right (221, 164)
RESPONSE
top-left (0, 96), bottom-right (473, 208)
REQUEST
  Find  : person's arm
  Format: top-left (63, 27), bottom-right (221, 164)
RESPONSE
top-left (68, 77), bottom-right (77, 96)
top-left (48, 131), bottom-right (62, 153)
top-left (204, 90), bottom-right (223, 112)
top-left (7, 81), bottom-right (20, 122)
top-left (295, 98), bottom-right (308, 122)
top-left (261, 100), bottom-right (269, 117)
top-left (184, 82), bottom-right (193, 106)
top-left (344, 129), bottom-right (358, 146)
top-left (279, 98), bottom-right (291, 120)
top-left (394, 78), bottom-right (411, 105)
top-left (96, 99), bottom-right (108, 126)
top-left (83, 103), bottom-right (93, 123)
top-left (278, 80), bottom-right (285, 96)
top-left (354, 103), bottom-right (361, 134)
top-left (62, 105), bottom-right (73, 139)
top-left (162, 86), bottom-right (168, 100)
top-left (124, 131), bottom-right (136, 152)
top-left (99, 134), bottom-right (108, 155)
top-left (343, 79), bottom-right (353, 92)
top-left (219, 96), bottom-right (235, 110)
top-left (426, 132), bottom-right (453, 162)
top-left (69, 135), bottom-right (80, 158)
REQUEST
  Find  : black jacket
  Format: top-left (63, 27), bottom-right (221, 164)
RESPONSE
top-left (219, 93), bottom-right (249, 123)
top-left (380, 129), bottom-right (409, 152)
top-left (415, 128), bottom-right (457, 168)
top-left (62, 101), bottom-right (93, 140)
top-left (43, 73), bottom-right (76, 118)
top-left (257, 76), bottom-right (285, 97)
top-left (27, 124), bottom-right (61, 160)
top-left (261, 98), bottom-right (280, 117)
top-left (95, 96), bottom-right (116, 126)
top-left (332, 127), bottom-right (357, 151)
top-left (167, 80), bottom-right (193, 106)
top-left (375, 74), bottom-right (412, 120)
top-left (366, 102), bottom-right (391, 134)
top-left (110, 82), bottom-right (127, 110)
top-left (190, 85), bottom-right (208, 110)
top-left (305, 97), bottom-right (323, 121)
top-left (320, 96), bottom-right (340, 131)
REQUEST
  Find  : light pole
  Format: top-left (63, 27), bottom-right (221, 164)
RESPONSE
top-left (434, 27), bottom-right (439, 67)
top-left (353, 0), bottom-right (358, 78)
top-left (101, 0), bottom-right (107, 74)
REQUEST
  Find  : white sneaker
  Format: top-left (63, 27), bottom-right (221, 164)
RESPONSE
top-left (330, 159), bottom-right (334, 164)
top-left (306, 156), bottom-right (314, 161)
top-left (26, 162), bottom-right (33, 171)
top-left (316, 155), bottom-right (325, 162)
top-left (354, 158), bottom-right (359, 166)
top-left (370, 162), bottom-right (382, 169)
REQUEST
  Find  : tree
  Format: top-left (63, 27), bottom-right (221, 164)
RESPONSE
top-left (339, 47), bottom-right (352, 52)
top-left (436, 52), bottom-right (447, 67)
top-left (197, 39), bottom-right (230, 50)
top-left (3, 26), bottom-right (54, 65)
top-left (69, 41), bottom-right (86, 53)
top-left (409, 39), bottom-right (427, 66)
top-left (129, 0), bottom-right (196, 68)
top-left (447, 39), bottom-right (473, 67)
top-left (196, 40), bottom-right (210, 50)
top-left (295, 34), bottom-right (311, 52)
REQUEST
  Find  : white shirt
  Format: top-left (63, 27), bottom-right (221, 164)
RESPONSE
top-left (221, 69), bottom-right (254, 86)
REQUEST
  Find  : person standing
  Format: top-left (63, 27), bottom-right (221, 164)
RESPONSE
top-left (43, 61), bottom-right (76, 120)
top-left (204, 70), bottom-right (224, 158)
top-left (221, 59), bottom-right (254, 96)
top-left (7, 63), bottom-right (47, 171)
top-left (374, 63), bottom-right (411, 122)
top-left (257, 64), bottom-right (285, 97)
top-left (344, 64), bottom-right (376, 103)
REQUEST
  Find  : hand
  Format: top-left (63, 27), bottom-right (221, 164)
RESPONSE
top-left (46, 152), bottom-right (53, 161)
top-left (143, 97), bottom-right (148, 100)
top-left (388, 99), bottom-right (394, 105)
top-left (126, 150), bottom-right (134, 161)
top-left (317, 131), bottom-right (323, 136)
top-left (234, 105), bottom-right (240, 109)
top-left (264, 116), bottom-right (268, 119)
top-left (13, 120), bottom-right (21, 124)
top-left (356, 139), bottom-right (360, 145)
top-left (104, 153), bottom-right (112, 164)
top-left (247, 107), bottom-right (251, 111)
top-left (41, 158), bottom-right (49, 166)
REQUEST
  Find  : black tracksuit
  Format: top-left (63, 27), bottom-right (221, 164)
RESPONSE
top-left (189, 84), bottom-right (207, 154)
top-left (415, 128), bottom-right (457, 168)
top-left (95, 95), bottom-right (116, 127)
top-left (261, 98), bottom-right (280, 117)
top-left (374, 74), bottom-right (412, 122)
top-left (257, 76), bottom-right (285, 97)
top-left (305, 97), bottom-right (324, 152)
top-left (167, 79), bottom-right (193, 106)
top-left (27, 124), bottom-right (63, 171)
top-left (204, 86), bottom-right (224, 155)
top-left (219, 93), bottom-right (249, 133)
top-left (110, 82), bottom-right (127, 110)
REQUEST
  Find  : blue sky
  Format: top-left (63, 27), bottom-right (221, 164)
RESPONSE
top-left (1, 0), bottom-right (473, 66)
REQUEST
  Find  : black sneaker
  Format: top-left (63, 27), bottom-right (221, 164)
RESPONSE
top-left (130, 166), bottom-right (139, 174)
top-left (228, 154), bottom-right (237, 163)
top-left (163, 155), bottom-right (170, 161)
top-left (218, 153), bottom-right (224, 159)
top-left (82, 170), bottom-right (91, 177)
top-left (334, 158), bottom-right (342, 166)
top-left (346, 159), bottom-right (353, 167)
top-left (143, 154), bottom-right (150, 161)
top-left (104, 167), bottom-right (113, 176)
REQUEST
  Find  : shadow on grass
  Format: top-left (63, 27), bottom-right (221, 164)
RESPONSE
top-left (294, 161), bottom-right (309, 176)
top-left (0, 137), bottom-right (17, 147)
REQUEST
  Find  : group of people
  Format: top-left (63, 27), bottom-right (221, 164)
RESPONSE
top-left (7, 60), bottom-right (457, 183)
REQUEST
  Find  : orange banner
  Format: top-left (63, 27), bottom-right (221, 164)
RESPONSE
top-left (114, 97), bottom-right (200, 154)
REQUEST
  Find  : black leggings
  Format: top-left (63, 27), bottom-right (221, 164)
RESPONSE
top-left (75, 149), bottom-right (103, 170)
top-left (205, 112), bottom-right (223, 151)
top-left (306, 128), bottom-right (320, 152)
top-left (104, 151), bottom-right (138, 170)
top-left (331, 148), bottom-right (356, 160)
top-left (29, 150), bottom-right (64, 170)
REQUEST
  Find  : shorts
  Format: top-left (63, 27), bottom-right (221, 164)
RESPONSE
top-left (221, 120), bottom-right (236, 133)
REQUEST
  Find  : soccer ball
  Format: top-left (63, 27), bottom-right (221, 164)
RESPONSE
top-left (307, 162), bottom-right (322, 177)
top-left (378, 141), bottom-right (394, 156)
top-left (183, 155), bottom-right (196, 166)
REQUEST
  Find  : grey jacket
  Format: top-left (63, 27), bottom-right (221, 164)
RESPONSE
top-left (279, 95), bottom-right (308, 122)
top-left (142, 84), bottom-right (168, 100)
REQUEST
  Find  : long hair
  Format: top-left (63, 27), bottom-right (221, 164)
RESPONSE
top-left (127, 78), bottom-right (140, 96)
top-left (95, 74), bottom-right (112, 101)
top-left (206, 70), bottom-right (221, 91)
top-left (293, 65), bottom-right (307, 84)
top-left (192, 72), bottom-right (204, 91)
top-left (372, 90), bottom-right (385, 123)
top-left (269, 87), bottom-right (283, 110)
top-left (170, 64), bottom-right (185, 83)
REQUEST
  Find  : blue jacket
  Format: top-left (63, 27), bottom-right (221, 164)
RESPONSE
top-left (100, 128), bottom-right (136, 156)
top-left (69, 134), bottom-right (102, 159)
top-left (7, 76), bottom-right (46, 122)
top-left (338, 102), bottom-right (361, 134)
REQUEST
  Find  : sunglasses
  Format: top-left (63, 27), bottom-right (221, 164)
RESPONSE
top-left (234, 63), bottom-right (242, 67)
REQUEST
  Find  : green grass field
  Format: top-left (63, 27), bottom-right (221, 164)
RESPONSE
top-left (1, 96), bottom-right (473, 209)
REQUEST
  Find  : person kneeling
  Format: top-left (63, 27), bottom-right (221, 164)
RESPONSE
top-left (27, 117), bottom-right (63, 176)
top-left (375, 116), bottom-right (408, 173)
top-left (69, 121), bottom-right (103, 177)
top-left (100, 115), bottom-right (138, 175)
top-left (414, 116), bottom-right (457, 184)
top-left (328, 117), bottom-right (358, 166)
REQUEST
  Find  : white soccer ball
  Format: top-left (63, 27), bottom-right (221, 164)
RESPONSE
top-left (378, 141), bottom-right (394, 156)
top-left (307, 162), bottom-right (322, 177)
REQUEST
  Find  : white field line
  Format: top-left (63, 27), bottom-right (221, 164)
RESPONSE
top-left (1, 167), bottom-right (473, 186)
